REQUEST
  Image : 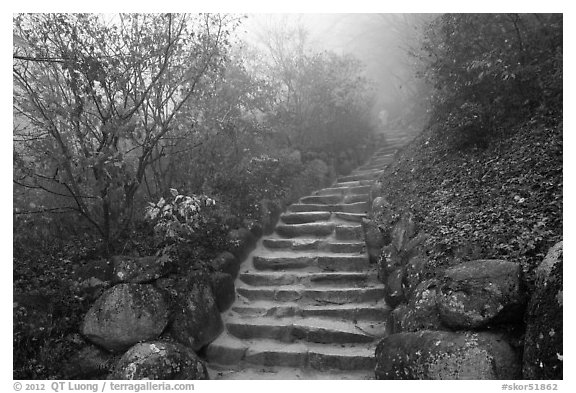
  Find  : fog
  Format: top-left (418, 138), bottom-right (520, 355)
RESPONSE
top-left (241, 13), bottom-right (435, 133)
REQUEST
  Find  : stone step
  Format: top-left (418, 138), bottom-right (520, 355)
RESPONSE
top-left (206, 334), bottom-right (380, 373)
top-left (238, 271), bottom-right (373, 287)
top-left (231, 301), bottom-right (390, 321)
top-left (262, 238), bottom-right (365, 253)
top-left (299, 194), bottom-right (343, 205)
top-left (280, 212), bottom-right (332, 224)
top-left (252, 253), bottom-right (369, 272)
top-left (333, 180), bottom-right (374, 188)
top-left (276, 222), bottom-right (335, 238)
top-left (338, 172), bottom-right (381, 183)
top-left (334, 212), bottom-right (367, 223)
top-left (335, 225), bottom-right (364, 240)
top-left (342, 194), bottom-right (369, 204)
top-left (315, 185), bottom-right (371, 196)
top-left (225, 316), bottom-right (385, 344)
top-left (235, 285), bottom-right (385, 303)
top-left (207, 364), bottom-right (374, 380)
top-left (357, 165), bottom-right (387, 172)
top-left (287, 202), bottom-right (369, 214)
top-left (275, 222), bottom-right (362, 238)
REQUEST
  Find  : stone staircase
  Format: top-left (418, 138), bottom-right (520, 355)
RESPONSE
top-left (205, 137), bottom-right (408, 379)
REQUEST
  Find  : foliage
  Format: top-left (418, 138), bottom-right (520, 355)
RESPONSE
top-left (13, 13), bottom-right (240, 247)
top-left (255, 23), bottom-right (375, 155)
top-left (375, 120), bottom-right (562, 288)
top-left (420, 13), bottom-right (562, 147)
top-left (145, 189), bottom-right (217, 245)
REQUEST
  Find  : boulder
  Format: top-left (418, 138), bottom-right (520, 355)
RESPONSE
top-left (402, 232), bottom-right (428, 260)
top-left (112, 255), bottom-right (172, 284)
top-left (404, 254), bottom-right (428, 296)
top-left (210, 251), bottom-right (240, 279)
top-left (391, 212), bottom-right (416, 252)
top-left (63, 344), bottom-right (115, 379)
top-left (378, 244), bottom-right (402, 279)
top-left (361, 219), bottom-right (385, 264)
top-left (209, 272), bottom-right (235, 312)
top-left (385, 267), bottom-right (406, 308)
top-left (388, 279), bottom-right (444, 333)
top-left (375, 330), bottom-right (521, 379)
top-left (109, 341), bottom-right (208, 380)
top-left (523, 241), bottom-right (563, 379)
top-left (227, 228), bottom-right (256, 261)
top-left (372, 197), bottom-right (393, 224)
top-left (436, 260), bottom-right (526, 329)
top-left (169, 275), bottom-right (223, 351)
top-left (81, 283), bottom-right (169, 352)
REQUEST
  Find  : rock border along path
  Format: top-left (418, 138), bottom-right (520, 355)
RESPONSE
top-left (206, 137), bottom-right (408, 379)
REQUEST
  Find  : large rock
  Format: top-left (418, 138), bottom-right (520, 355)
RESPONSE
top-left (388, 279), bottom-right (445, 333)
top-left (391, 212), bottom-right (416, 252)
top-left (404, 254), bottom-right (428, 296)
top-left (436, 260), bottom-right (526, 329)
top-left (361, 219), bottom-right (385, 264)
top-left (209, 272), bottom-right (235, 312)
top-left (210, 251), bottom-right (240, 278)
top-left (169, 275), bottom-right (223, 351)
top-left (112, 255), bottom-right (172, 284)
top-left (371, 196), bottom-right (392, 220)
top-left (385, 267), bottom-right (406, 308)
top-left (375, 330), bottom-right (521, 379)
top-left (523, 241), bottom-right (563, 379)
top-left (81, 283), bottom-right (169, 352)
top-left (377, 244), bottom-right (403, 286)
top-left (109, 341), bottom-right (208, 380)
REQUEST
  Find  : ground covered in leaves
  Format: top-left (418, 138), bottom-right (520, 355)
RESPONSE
top-left (377, 120), bottom-right (562, 287)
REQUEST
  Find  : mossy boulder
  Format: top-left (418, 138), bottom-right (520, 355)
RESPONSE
top-left (81, 284), bottom-right (169, 352)
top-left (388, 279), bottom-right (445, 333)
top-left (523, 241), bottom-right (563, 379)
top-left (375, 330), bottom-right (521, 379)
top-left (168, 274), bottom-right (223, 351)
top-left (436, 260), bottom-right (526, 329)
top-left (109, 341), bottom-right (208, 380)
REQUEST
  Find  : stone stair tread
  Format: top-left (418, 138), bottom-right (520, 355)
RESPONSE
top-left (235, 283), bottom-right (383, 292)
top-left (238, 271), bottom-right (379, 287)
top-left (235, 285), bottom-right (385, 303)
top-left (207, 365), bottom-right (374, 380)
top-left (287, 202), bottom-right (369, 213)
top-left (225, 315), bottom-right (387, 343)
top-left (252, 249), bottom-right (366, 258)
top-left (315, 185), bottom-right (372, 195)
top-left (333, 180), bottom-right (374, 187)
top-left (230, 300), bottom-right (390, 315)
top-left (250, 254), bottom-right (370, 273)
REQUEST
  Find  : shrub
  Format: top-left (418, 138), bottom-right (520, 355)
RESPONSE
top-left (420, 14), bottom-right (562, 147)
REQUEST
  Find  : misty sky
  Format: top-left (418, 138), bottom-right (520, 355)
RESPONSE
top-left (241, 13), bottom-right (434, 125)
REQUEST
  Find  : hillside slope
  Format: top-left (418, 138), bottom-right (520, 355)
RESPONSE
top-left (376, 120), bottom-right (562, 285)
